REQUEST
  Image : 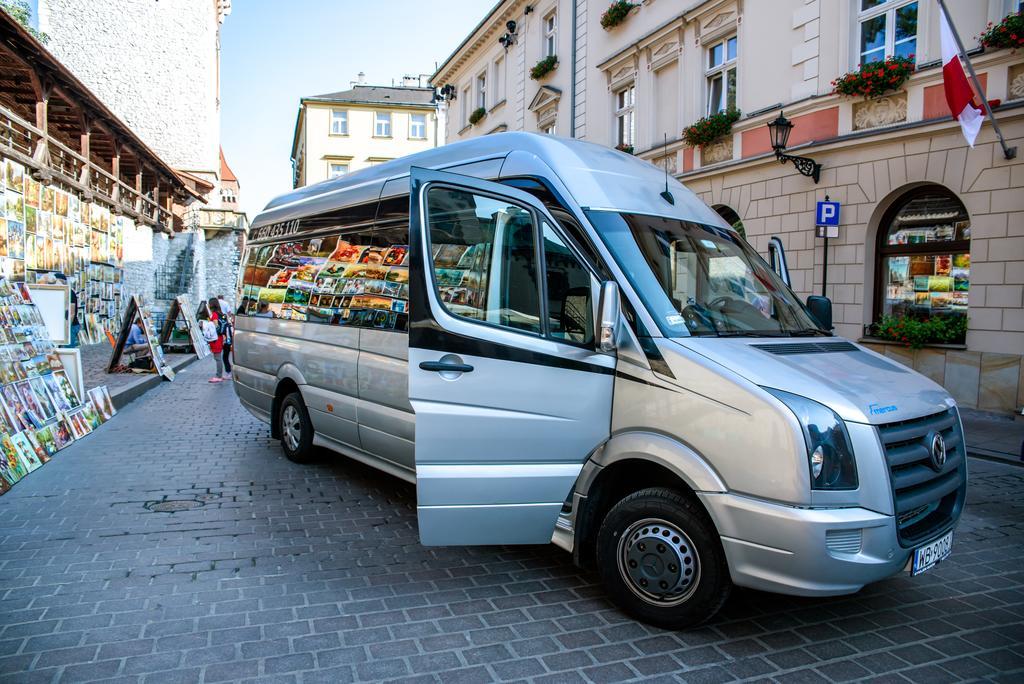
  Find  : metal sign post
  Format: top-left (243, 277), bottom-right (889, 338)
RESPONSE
top-left (815, 197), bottom-right (841, 297)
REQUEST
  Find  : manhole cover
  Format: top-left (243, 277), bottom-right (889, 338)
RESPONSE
top-left (146, 500), bottom-right (204, 512)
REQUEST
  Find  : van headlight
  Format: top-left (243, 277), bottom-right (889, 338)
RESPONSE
top-left (764, 388), bottom-right (858, 491)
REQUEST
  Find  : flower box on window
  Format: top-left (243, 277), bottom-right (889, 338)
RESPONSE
top-left (682, 108), bottom-right (740, 148)
top-left (614, 143), bottom-right (634, 155)
top-left (530, 55), bottom-right (558, 80)
top-left (832, 55), bottom-right (915, 99)
top-left (469, 107), bottom-right (486, 126)
top-left (978, 11), bottom-right (1023, 51)
top-left (868, 314), bottom-right (967, 349)
top-left (600, 1), bottom-right (639, 30)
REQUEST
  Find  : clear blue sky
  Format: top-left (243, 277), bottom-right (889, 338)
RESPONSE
top-left (220, 0), bottom-right (490, 220)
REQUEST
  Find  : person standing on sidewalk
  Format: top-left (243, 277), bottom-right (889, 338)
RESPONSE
top-left (212, 296), bottom-right (233, 380)
top-left (204, 300), bottom-right (226, 383)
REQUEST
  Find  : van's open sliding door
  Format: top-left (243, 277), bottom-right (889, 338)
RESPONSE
top-left (408, 167), bottom-right (614, 545)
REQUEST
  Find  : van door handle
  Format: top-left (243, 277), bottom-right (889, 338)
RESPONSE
top-left (419, 360), bottom-right (474, 373)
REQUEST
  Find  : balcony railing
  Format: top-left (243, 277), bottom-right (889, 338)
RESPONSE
top-left (0, 103), bottom-right (174, 231)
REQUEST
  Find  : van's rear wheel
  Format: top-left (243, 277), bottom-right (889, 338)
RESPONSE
top-left (278, 392), bottom-right (315, 463)
top-left (596, 487), bottom-right (731, 629)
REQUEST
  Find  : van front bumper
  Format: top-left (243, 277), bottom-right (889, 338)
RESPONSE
top-left (698, 492), bottom-right (914, 596)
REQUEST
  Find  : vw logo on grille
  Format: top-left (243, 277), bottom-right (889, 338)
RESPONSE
top-left (928, 431), bottom-right (947, 471)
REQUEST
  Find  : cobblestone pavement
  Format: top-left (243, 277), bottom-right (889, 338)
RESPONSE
top-left (1, 358), bottom-right (1022, 683)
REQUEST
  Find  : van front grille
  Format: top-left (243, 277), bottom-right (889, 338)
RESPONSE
top-left (751, 341), bottom-right (859, 355)
top-left (877, 407), bottom-right (966, 547)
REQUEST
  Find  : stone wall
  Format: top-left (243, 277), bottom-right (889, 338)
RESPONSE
top-left (203, 231), bottom-right (244, 311)
top-left (38, 0), bottom-right (220, 175)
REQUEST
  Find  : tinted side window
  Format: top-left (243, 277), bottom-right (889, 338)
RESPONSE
top-left (426, 186), bottom-right (541, 334)
top-left (542, 223), bottom-right (593, 345)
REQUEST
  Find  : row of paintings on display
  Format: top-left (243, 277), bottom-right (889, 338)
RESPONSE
top-left (2, 157), bottom-right (128, 345)
top-left (239, 237), bottom-right (485, 330)
top-left (0, 277), bottom-right (116, 496)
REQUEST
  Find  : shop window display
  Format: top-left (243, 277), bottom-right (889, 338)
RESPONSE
top-left (876, 187), bottom-right (970, 323)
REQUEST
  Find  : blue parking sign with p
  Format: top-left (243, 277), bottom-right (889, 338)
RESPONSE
top-left (816, 201), bottom-right (840, 226)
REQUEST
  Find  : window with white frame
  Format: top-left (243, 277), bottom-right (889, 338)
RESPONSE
top-left (461, 86), bottom-right (471, 127)
top-left (706, 36), bottom-right (737, 115)
top-left (328, 162), bottom-right (348, 178)
top-left (409, 113), bottom-right (427, 139)
top-left (543, 10), bottom-right (557, 57)
top-left (330, 110), bottom-right (348, 135)
top-left (857, 0), bottom-right (918, 64)
top-left (543, 123), bottom-right (556, 135)
top-left (614, 84), bottom-right (635, 148)
top-left (493, 55), bottom-right (504, 103)
top-left (374, 111), bottom-right (392, 137)
top-left (476, 71), bottom-right (487, 110)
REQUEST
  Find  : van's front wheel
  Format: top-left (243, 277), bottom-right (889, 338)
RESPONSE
top-left (278, 392), bottom-right (315, 463)
top-left (596, 488), bottom-right (731, 629)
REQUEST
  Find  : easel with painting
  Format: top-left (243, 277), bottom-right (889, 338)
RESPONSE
top-left (107, 295), bottom-right (175, 380)
top-left (158, 294), bottom-right (210, 360)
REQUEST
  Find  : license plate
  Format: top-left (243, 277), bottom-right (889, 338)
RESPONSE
top-left (911, 530), bottom-right (953, 576)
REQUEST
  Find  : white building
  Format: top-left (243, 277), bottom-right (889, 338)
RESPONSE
top-left (433, 0), bottom-right (1024, 413)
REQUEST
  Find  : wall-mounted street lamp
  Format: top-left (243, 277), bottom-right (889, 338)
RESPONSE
top-left (438, 84), bottom-right (457, 101)
top-left (766, 111), bottom-right (822, 184)
top-left (499, 20), bottom-right (518, 49)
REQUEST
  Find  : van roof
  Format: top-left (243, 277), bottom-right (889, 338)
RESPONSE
top-left (254, 132), bottom-right (726, 231)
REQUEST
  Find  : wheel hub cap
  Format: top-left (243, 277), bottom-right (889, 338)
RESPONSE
top-left (282, 405), bottom-right (301, 450)
top-left (618, 518), bottom-right (700, 606)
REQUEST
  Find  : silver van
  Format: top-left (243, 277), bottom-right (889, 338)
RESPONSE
top-left (233, 133), bottom-right (966, 628)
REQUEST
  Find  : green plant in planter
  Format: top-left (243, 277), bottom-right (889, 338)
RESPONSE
top-left (978, 11), bottom-right (1023, 51)
top-left (831, 55), bottom-right (915, 99)
top-left (614, 143), bottom-right (634, 154)
top-left (872, 314), bottom-right (967, 349)
top-left (469, 107), bottom-right (486, 126)
top-left (530, 55), bottom-right (558, 80)
top-left (682, 108), bottom-right (741, 148)
top-left (600, 1), bottom-right (638, 30)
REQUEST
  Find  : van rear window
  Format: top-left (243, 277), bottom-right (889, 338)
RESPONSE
top-left (238, 232), bottom-right (409, 331)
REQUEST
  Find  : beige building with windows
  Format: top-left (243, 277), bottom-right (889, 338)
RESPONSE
top-left (290, 84), bottom-right (439, 188)
top-left (432, 0), bottom-right (1024, 414)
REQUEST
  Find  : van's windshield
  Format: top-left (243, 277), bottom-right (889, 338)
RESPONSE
top-left (586, 211), bottom-right (826, 338)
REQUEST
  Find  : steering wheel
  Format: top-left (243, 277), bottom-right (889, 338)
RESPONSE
top-left (708, 296), bottom-right (734, 312)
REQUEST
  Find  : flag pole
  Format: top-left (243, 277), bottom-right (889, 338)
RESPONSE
top-left (936, 0), bottom-right (1016, 159)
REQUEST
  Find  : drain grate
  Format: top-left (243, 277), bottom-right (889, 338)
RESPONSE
top-left (146, 500), bottom-right (204, 512)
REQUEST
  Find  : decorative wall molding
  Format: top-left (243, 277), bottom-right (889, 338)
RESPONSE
top-left (701, 138), bottom-right (733, 165)
top-left (852, 92), bottom-right (908, 131)
top-left (1009, 63), bottom-right (1024, 101)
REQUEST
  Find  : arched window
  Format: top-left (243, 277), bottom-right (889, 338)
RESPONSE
top-left (875, 186), bottom-right (970, 322)
top-left (713, 204), bottom-right (745, 238)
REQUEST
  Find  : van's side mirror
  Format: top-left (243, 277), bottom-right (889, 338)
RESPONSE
top-left (806, 295), bottom-right (833, 330)
top-left (597, 281), bottom-right (620, 352)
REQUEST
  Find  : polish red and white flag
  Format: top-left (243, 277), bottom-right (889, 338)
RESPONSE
top-left (939, 5), bottom-right (983, 147)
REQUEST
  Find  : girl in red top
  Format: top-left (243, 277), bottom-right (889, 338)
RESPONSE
top-left (205, 299), bottom-right (225, 383)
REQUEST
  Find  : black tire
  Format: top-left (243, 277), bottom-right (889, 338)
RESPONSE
top-left (278, 392), bottom-right (315, 463)
top-left (596, 487), bottom-right (731, 629)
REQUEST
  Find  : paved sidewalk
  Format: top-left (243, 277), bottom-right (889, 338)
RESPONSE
top-left (77, 342), bottom-right (196, 410)
top-left (0, 357), bottom-right (1022, 683)
top-left (961, 407), bottom-right (1024, 465)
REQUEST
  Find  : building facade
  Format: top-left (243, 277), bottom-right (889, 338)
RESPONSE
top-left (37, 0), bottom-right (247, 310)
top-left (433, 0), bottom-right (1024, 414)
top-left (291, 84), bottom-right (439, 188)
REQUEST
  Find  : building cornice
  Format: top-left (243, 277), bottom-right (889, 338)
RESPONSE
top-left (430, 0), bottom-right (522, 87)
top-left (676, 102), bottom-right (1024, 183)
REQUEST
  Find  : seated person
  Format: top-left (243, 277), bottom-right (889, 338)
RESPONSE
top-left (254, 301), bottom-right (275, 318)
top-left (125, 318), bottom-right (151, 359)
